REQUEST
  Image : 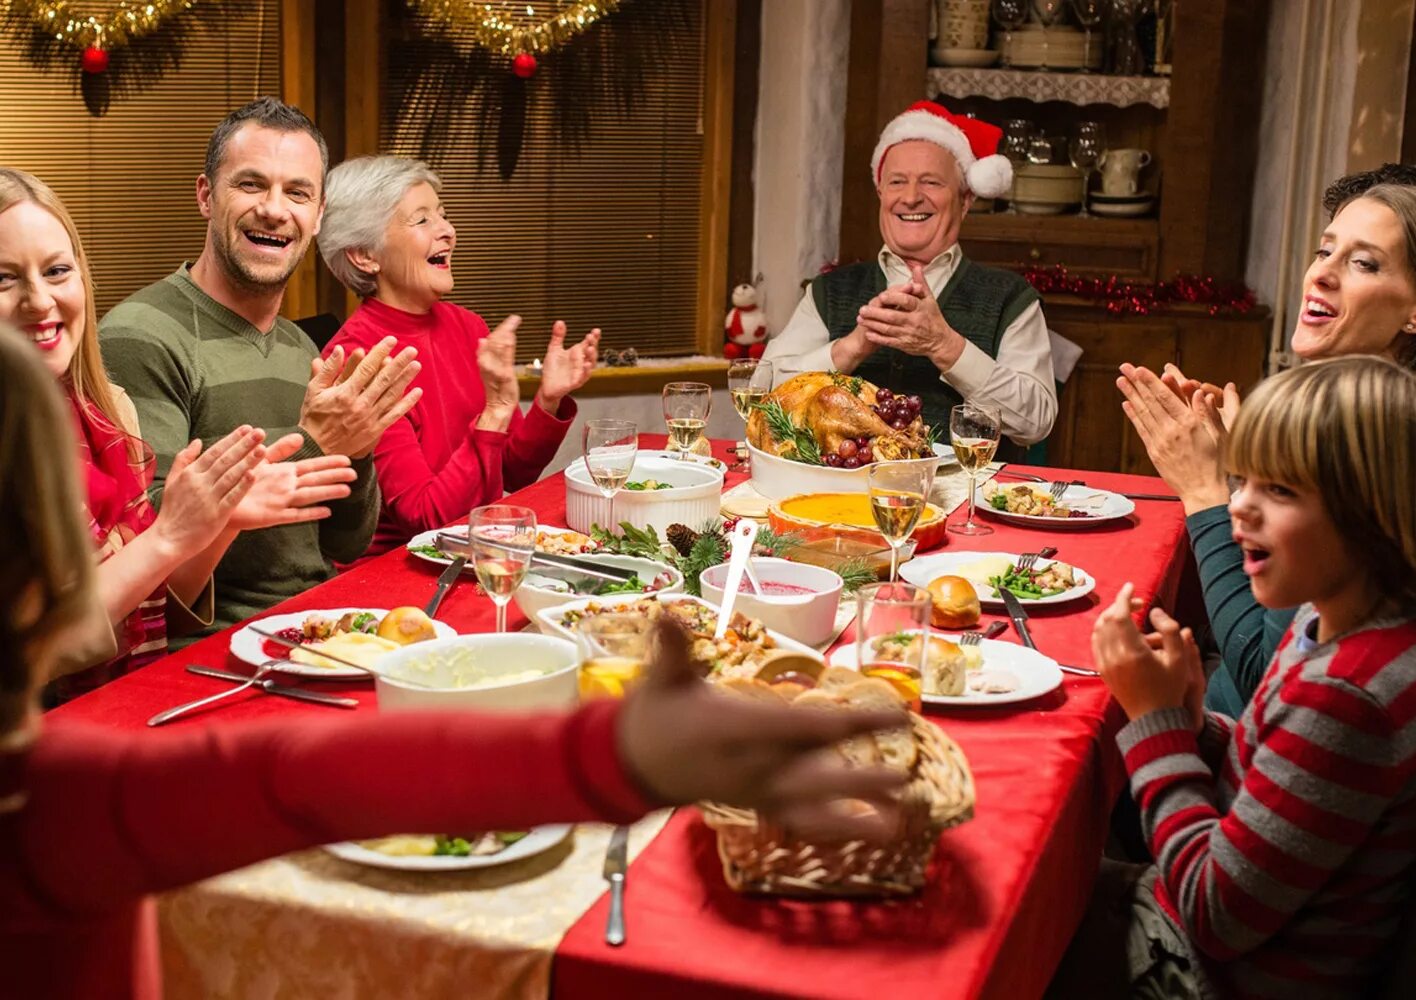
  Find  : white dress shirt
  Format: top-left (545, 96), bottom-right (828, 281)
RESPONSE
top-left (762, 245), bottom-right (1058, 445)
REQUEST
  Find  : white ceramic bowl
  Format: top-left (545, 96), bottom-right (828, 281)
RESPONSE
top-left (512, 553), bottom-right (683, 624)
top-left (564, 453), bottom-right (723, 538)
top-left (374, 633), bottom-right (579, 713)
top-left (698, 558), bottom-right (844, 648)
top-left (747, 443), bottom-right (955, 500)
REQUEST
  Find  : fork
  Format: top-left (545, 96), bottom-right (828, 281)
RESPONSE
top-left (957, 631), bottom-right (983, 647)
top-left (1014, 552), bottom-right (1041, 573)
top-left (1047, 481), bottom-right (1070, 501)
top-left (148, 659), bottom-right (282, 727)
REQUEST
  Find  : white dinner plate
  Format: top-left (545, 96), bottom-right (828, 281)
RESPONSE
top-left (900, 551), bottom-right (1096, 607)
top-left (829, 632), bottom-right (1063, 706)
top-left (230, 608), bottom-right (458, 679)
top-left (323, 824), bottom-right (573, 871)
top-left (975, 482), bottom-right (1136, 529)
top-left (405, 525), bottom-right (593, 569)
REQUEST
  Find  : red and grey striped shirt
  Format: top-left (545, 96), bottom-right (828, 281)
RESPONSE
top-left (1117, 605), bottom-right (1416, 998)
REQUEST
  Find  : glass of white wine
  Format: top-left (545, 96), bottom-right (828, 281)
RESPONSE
top-left (868, 459), bottom-right (936, 583)
top-left (576, 614), bottom-right (652, 700)
top-left (583, 418), bottom-right (638, 534)
top-left (662, 381), bottom-right (712, 460)
top-left (726, 359), bottom-right (773, 472)
top-left (467, 504), bottom-right (537, 633)
top-left (949, 402), bottom-right (1002, 537)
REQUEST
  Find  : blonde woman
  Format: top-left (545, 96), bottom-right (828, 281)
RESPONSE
top-left (0, 321), bottom-right (907, 999)
top-left (0, 169), bottom-right (357, 699)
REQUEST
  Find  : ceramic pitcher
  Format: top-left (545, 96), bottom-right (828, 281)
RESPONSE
top-left (1098, 148), bottom-right (1151, 196)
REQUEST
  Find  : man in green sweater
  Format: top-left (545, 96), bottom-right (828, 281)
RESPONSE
top-left (100, 98), bottom-right (423, 640)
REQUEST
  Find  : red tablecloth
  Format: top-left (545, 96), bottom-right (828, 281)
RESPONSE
top-left (51, 442), bottom-right (1193, 1000)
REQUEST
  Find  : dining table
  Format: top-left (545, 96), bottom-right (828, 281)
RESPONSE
top-left (48, 435), bottom-right (1198, 1000)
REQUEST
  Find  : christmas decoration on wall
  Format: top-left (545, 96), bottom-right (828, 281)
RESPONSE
top-left (1020, 265), bottom-right (1257, 317)
top-left (387, 0), bottom-right (693, 178)
top-left (0, 0), bottom-right (235, 115)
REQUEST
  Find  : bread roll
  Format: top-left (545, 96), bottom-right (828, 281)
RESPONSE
top-left (377, 607), bottom-right (438, 645)
top-left (840, 678), bottom-right (916, 772)
top-left (927, 575), bottom-right (981, 629)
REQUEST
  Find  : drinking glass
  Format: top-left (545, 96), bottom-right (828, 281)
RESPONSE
top-left (1031, 0), bottom-right (1066, 70)
top-left (662, 381), bottom-right (712, 460)
top-left (1071, 0), bottom-right (1105, 71)
top-left (1000, 118), bottom-right (1035, 214)
top-left (948, 403), bottom-right (1002, 536)
top-left (582, 418), bottom-right (638, 535)
top-left (868, 459), bottom-right (937, 583)
top-left (468, 504), bottom-right (536, 633)
top-left (855, 581), bottom-right (932, 711)
top-left (726, 359), bottom-right (773, 472)
top-left (1070, 121), bottom-right (1105, 215)
top-left (576, 614), bottom-right (652, 700)
top-left (992, 0), bottom-right (1028, 67)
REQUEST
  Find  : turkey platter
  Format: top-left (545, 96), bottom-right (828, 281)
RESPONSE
top-left (745, 372), bottom-right (932, 469)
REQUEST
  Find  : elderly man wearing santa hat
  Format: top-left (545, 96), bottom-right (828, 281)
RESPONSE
top-left (763, 101), bottom-right (1055, 450)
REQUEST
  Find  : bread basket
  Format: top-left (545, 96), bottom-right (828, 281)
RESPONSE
top-left (699, 711), bottom-right (975, 896)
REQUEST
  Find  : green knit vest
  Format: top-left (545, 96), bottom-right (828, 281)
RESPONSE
top-left (811, 256), bottom-right (1039, 453)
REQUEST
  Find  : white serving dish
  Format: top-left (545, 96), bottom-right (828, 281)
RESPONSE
top-left (513, 552), bottom-right (683, 623)
top-left (747, 443), bottom-right (958, 501)
top-left (698, 558), bottom-right (844, 648)
top-left (900, 551), bottom-right (1096, 607)
top-left (829, 631), bottom-right (1063, 706)
top-left (324, 824), bottom-right (573, 871)
top-left (230, 608), bottom-right (458, 680)
top-left (1089, 197), bottom-right (1156, 218)
top-left (564, 452), bottom-right (723, 538)
top-left (373, 633), bottom-right (579, 712)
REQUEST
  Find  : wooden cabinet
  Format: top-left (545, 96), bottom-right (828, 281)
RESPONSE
top-left (959, 213), bottom-right (1158, 279)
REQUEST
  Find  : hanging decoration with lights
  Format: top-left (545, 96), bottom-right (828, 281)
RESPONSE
top-left (0, 0), bottom-right (235, 115)
top-left (390, 0), bottom-right (692, 178)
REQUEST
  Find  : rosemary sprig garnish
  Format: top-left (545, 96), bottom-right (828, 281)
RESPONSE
top-left (830, 371), bottom-right (864, 396)
top-left (754, 399), bottom-right (823, 466)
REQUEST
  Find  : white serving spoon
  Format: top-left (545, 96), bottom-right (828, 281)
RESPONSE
top-left (714, 520), bottom-right (759, 640)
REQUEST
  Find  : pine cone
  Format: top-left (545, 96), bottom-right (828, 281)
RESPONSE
top-left (666, 523), bottom-right (699, 558)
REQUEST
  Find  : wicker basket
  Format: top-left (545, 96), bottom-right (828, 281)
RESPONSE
top-left (699, 714), bottom-right (975, 896)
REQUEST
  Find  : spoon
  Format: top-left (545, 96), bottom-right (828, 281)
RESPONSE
top-left (714, 520), bottom-right (759, 640)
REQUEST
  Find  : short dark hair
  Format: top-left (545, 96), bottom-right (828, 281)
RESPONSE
top-left (204, 97), bottom-right (329, 186)
top-left (1322, 163), bottom-right (1416, 219)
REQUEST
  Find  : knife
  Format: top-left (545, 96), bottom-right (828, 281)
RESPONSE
top-left (424, 555), bottom-right (466, 617)
top-left (1066, 479), bottom-right (1178, 502)
top-left (185, 665), bottom-right (360, 708)
top-left (994, 593), bottom-right (1099, 677)
top-left (437, 532), bottom-right (637, 583)
top-left (603, 824), bottom-right (629, 946)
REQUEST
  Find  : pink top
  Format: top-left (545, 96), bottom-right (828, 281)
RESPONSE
top-left (325, 299), bottom-right (575, 558)
top-left (0, 699), bottom-right (650, 999)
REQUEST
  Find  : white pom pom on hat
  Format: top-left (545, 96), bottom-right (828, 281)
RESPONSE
top-left (870, 100), bottom-right (1013, 200)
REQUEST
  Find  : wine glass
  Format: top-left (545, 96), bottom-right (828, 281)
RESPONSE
top-left (1071, 0), bottom-right (1105, 72)
top-left (1070, 121), bottom-right (1105, 216)
top-left (1031, 0), bottom-right (1066, 70)
top-left (726, 359), bottom-right (773, 472)
top-left (855, 581), bottom-right (932, 711)
top-left (468, 504), bottom-right (536, 633)
top-left (948, 402), bottom-right (1002, 536)
top-left (582, 418), bottom-right (638, 535)
top-left (662, 381), bottom-right (712, 460)
top-left (868, 459), bottom-right (937, 583)
top-left (992, 0), bottom-right (1028, 67)
top-left (576, 614), bottom-right (652, 700)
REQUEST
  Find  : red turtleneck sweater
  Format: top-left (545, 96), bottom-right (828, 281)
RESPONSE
top-left (325, 299), bottom-right (575, 558)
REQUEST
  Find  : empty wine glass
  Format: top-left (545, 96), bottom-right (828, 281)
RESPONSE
top-left (1000, 119), bottom-right (1034, 213)
top-left (727, 358), bottom-right (773, 472)
top-left (468, 504), bottom-right (536, 633)
top-left (582, 418), bottom-right (637, 535)
top-left (1071, 0), bottom-right (1105, 72)
top-left (948, 403), bottom-right (1002, 537)
top-left (992, 0), bottom-right (1028, 67)
top-left (1070, 121), bottom-right (1105, 215)
top-left (1031, 0), bottom-right (1066, 70)
top-left (662, 381), bottom-right (712, 460)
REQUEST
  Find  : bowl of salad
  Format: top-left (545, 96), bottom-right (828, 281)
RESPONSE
top-left (514, 552), bottom-right (683, 625)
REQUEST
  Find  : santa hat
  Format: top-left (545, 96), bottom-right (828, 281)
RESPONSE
top-left (870, 101), bottom-right (1012, 200)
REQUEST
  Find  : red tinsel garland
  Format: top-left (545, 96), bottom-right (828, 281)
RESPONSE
top-left (1021, 265), bottom-right (1257, 317)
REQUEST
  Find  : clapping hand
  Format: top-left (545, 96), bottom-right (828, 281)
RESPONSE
top-left (1117, 363), bottom-right (1231, 514)
top-left (227, 433), bottom-right (358, 531)
top-left (855, 262), bottom-right (967, 371)
top-left (478, 315), bottom-right (522, 429)
top-left (537, 320), bottom-right (599, 414)
top-left (1092, 583), bottom-right (1205, 731)
top-left (300, 337), bottom-right (423, 459)
top-left (1159, 362), bottom-right (1242, 431)
top-left (618, 619), bottom-right (909, 842)
top-left (151, 426), bottom-right (267, 556)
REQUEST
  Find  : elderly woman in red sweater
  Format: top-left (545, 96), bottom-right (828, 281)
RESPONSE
top-left (318, 156), bottom-right (599, 556)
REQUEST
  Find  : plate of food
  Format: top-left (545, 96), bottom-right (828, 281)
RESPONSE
top-left (977, 481), bottom-right (1135, 528)
top-left (829, 631), bottom-right (1063, 706)
top-left (230, 607), bottom-right (457, 679)
top-left (900, 552), bottom-right (1095, 607)
top-left (324, 824), bottom-right (573, 871)
top-left (406, 525), bottom-right (597, 568)
top-left (513, 551), bottom-right (684, 623)
top-left (533, 593), bottom-right (822, 684)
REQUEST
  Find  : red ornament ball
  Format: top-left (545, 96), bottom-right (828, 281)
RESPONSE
top-left (81, 46), bottom-right (109, 74)
top-left (512, 52), bottom-right (537, 79)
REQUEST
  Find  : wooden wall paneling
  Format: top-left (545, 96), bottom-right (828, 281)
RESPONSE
top-left (1175, 312), bottom-right (1269, 398)
top-left (726, 0), bottom-right (762, 295)
top-left (313, 0), bottom-right (349, 318)
top-left (340, 0), bottom-right (384, 318)
top-left (695, 0), bottom-right (739, 354)
top-left (280, 0), bottom-right (319, 321)
top-left (839, 0), bottom-right (932, 264)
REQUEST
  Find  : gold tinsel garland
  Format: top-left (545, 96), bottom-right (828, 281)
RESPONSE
top-left (409, 0), bottom-right (621, 56)
top-left (0, 0), bottom-right (212, 52)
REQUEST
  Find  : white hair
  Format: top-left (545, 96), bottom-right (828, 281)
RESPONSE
top-left (319, 155), bottom-right (441, 298)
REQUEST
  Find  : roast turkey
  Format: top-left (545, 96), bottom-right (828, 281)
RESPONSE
top-left (746, 372), bottom-right (930, 463)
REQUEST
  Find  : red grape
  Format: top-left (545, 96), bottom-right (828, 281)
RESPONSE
top-left (877, 388), bottom-right (893, 401)
top-left (856, 436), bottom-right (870, 447)
top-left (891, 418), bottom-right (909, 430)
top-left (842, 455), bottom-right (861, 469)
top-left (824, 453), bottom-right (843, 468)
top-left (838, 439), bottom-right (859, 459)
top-left (858, 445), bottom-right (874, 463)
top-left (906, 394), bottom-right (923, 411)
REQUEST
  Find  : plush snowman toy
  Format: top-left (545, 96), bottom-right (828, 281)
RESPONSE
top-left (724, 283), bottom-right (768, 359)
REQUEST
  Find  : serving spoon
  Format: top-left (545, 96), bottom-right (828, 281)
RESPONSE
top-left (713, 520), bottom-right (759, 640)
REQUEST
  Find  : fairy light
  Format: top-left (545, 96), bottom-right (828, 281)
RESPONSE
top-left (0, 0), bottom-right (212, 53)
top-left (409, 0), bottom-right (620, 56)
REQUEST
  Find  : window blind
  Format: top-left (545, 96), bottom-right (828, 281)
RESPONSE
top-left (0, 1), bottom-right (283, 317)
top-left (381, 1), bottom-right (706, 361)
